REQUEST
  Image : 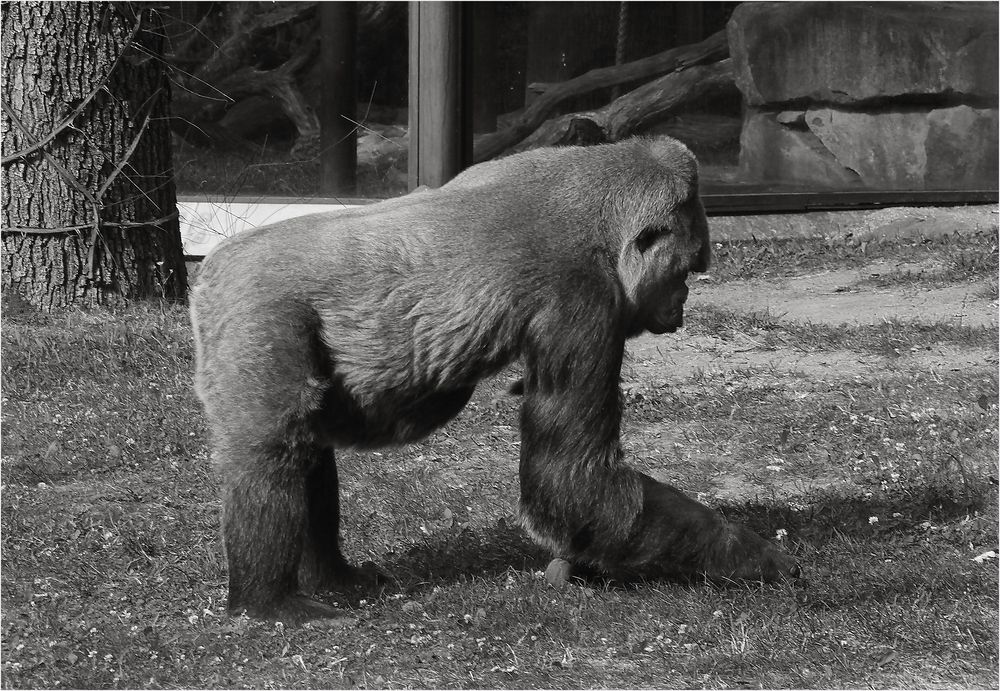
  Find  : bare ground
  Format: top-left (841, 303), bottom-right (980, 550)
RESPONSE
top-left (623, 258), bottom-right (998, 502)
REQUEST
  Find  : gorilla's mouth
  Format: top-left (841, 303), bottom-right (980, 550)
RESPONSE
top-left (646, 282), bottom-right (688, 334)
top-left (647, 308), bottom-right (684, 335)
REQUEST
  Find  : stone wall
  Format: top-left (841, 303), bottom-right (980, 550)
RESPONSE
top-left (727, 2), bottom-right (998, 190)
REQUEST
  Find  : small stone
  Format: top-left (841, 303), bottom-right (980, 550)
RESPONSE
top-left (776, 110), bottom-right (805, 126)
top-left (544, 558), bottom-right (572, 588)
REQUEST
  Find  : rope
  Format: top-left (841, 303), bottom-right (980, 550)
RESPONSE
top-left (612, 2), bottom-right (628, 100)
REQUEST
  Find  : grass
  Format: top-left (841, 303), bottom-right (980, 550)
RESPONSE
top-left (709, 230), bottom-right (998, 284)
top-left (688, 306), bottom-right (997, 356)
top-left (2, 231), bottom-right (998, 688)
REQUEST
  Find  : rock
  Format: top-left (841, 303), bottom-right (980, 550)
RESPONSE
top-left (728, 2), bottom-right (998, 106)
top-left (544, 558), bottom-right (573, 588)
top-left (775, 111), bottom-right (805, 127)
top-left (925, 106), bottom-right (1000, 188)
top-left (739, 111), bottom-right (862, 188)
top-left (740, 106), bottom-right (998, 189)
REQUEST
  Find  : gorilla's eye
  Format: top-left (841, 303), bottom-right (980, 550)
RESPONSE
top-left (635, 225), bottom-right (666, 253)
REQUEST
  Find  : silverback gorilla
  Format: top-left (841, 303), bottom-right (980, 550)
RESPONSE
top-left (191, 137), bottom-right (800, 624)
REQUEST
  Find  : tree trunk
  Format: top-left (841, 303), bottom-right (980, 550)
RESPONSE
top-left (1, 1), bottom-right (186, 311)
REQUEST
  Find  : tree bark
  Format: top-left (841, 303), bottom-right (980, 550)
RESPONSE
top-left (1, 1), bottom-right (186, 310)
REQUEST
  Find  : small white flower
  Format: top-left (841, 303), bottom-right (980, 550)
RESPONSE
top-left (868, 516), bottom-right (879, 524)
top-left (775, 528), bottom-right (788, 541)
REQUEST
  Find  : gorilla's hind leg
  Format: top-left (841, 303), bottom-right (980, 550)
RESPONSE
top-left (300, 452), bottom-right (385, 593)
top-left (222, 439), bottom-right (347, 625)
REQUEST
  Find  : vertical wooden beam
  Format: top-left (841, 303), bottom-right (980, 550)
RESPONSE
top-left (320, 2), bottom-right (357, 195)
top-left (471, 2), bottom-right (497, 133)
top-left (408, 1), bottom-right (470, 189)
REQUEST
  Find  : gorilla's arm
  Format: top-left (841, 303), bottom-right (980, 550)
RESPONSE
top-left (515, 271), bottom-right (798, 580)
top-left (516, 274), bottom-right (643, 563)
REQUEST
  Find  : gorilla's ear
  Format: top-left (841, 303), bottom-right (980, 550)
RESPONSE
top-left (635, 225), bottom-right (666, 254)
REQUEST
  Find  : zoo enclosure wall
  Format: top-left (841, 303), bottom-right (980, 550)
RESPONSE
top-left (164, 1), bottom-right (998, 257)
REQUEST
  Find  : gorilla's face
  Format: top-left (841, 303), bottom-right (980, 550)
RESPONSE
top-left (620, 190), bottom-right (710, 337)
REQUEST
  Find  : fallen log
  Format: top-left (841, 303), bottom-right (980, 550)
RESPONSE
top-left (210, 37), bottom-right (322, 149)
top-left (170, 2), bottom-right (318, 147)
top-left (510, 58), bottom-right (736, 152)
top-left (472, 30), bottom-right (728, 162)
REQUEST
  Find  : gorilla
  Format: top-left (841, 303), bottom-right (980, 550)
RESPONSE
top-left (190, 137), bottom-right (799, 624)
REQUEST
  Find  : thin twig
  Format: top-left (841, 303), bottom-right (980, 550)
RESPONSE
top-left (2, 212), bottom-right (180, 236)
top-left (96, 98), bottom-right (156, 199)
top-left (1, 101), bottom-right (100, 206)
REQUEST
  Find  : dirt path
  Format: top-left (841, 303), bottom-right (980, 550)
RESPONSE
top-left (627, 260), bottom-right (998, 381)
top-left (621, 255), bottom-right (998, 501)
top-left (692, 260), bottom-right (995, 327)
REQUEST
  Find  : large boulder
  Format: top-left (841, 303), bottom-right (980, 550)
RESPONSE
top-left (740, 105), bottom-right (998, 189)
top-left (739, 112), bottom-right (862, 189)
top-left (728, 2), bottom-right (998, 106)
top-left (729, 2), bottom-right (998, 189)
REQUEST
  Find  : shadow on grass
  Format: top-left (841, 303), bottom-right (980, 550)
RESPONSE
top-left (365, 479), bottom-right (993, 597)
top-left (721, 479), bottom-right (993, 542)
top-left (380, 518), bottom-right (550, 591)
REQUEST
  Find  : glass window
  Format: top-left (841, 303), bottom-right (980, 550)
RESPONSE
top-left (158, 1), bottom-right (996, 257)
top-left (160, 1), bottom-right (409, 201)
top-left (468, 2), bottom-right (998, 199)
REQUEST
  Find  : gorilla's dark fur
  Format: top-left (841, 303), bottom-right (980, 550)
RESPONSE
top-left (191, 138), bottom-right (799, 624)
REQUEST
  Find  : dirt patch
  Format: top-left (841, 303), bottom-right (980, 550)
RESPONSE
top-left (710, 204), bottom-right (998, 242)
top-left (618, 252), bottom-right (998, 504)
top-left (623, 254), bottom-right (997, 384)
top-left (688, 265), bottom-right (997, 328)
top-left (625, 337), bottom-right (998, 386)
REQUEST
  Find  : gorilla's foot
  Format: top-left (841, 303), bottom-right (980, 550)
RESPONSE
top-left (330, 560), bottom-right (389, 590)
top-left (231, 595), bottom-right (352, 627)
top-left (305, 557), bottom-right (390, 595)
top-left (628, 474), bottom-right (801, 584)
top-left (700, 522), bottom-right (801, 584)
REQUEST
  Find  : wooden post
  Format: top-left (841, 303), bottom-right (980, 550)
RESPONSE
top-left (471, 2), bottom-right (497, 134)
top-left (408, 1), bottom-right (470, 189)
top-left (320, 2), bottom-right (357, 195)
